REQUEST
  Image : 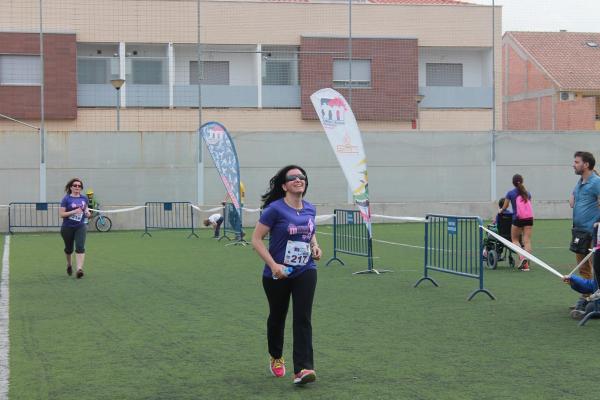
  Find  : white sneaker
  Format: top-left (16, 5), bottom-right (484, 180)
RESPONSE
top-left (587, 289), bottom-right (600, 302)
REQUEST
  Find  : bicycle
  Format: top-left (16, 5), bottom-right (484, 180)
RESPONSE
top-left (88, 212), bottom-right (112, 232)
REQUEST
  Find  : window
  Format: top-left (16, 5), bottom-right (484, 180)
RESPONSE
top-left (77, 58), bottom-right (119, 84)
top-left (189, 61), bottom-right (230, 85)
top-left (0, 55), bottom-right (41, 85)
top-left (127, 59), bottom-right (166, 84)
top-left (263, 61), bottom-right (292, 86)
top-left (426, 63), bottom-right (463, 87)
top-left (262, 46), bottom-right (298, 86)
top-left (333, 59), bottom-right (371, 88)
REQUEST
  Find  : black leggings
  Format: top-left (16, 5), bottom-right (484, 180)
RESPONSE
top-left (262, 268), bottom-right (317, 374)
top-left (61, 224), bottom-right (87, 254)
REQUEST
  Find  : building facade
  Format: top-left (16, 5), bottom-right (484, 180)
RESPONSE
top-left (1, 0), bottom-right (501, 132)
top-left (503, 31), bottom-right (600, 131)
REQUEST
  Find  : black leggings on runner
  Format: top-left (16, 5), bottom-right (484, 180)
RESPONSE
top-left (262, 268), bottom-right (317, 374)
top-left (61, 224), bottom-right (87, 254)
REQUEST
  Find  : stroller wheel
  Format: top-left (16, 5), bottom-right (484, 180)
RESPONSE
top-left (486, 249), bottom-right (498, 269)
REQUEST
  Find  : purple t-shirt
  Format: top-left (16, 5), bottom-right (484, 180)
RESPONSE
top-left (60, 194), bottom-right (89, 228)
top-left (259, 198), bottom-right (317, 279)
top-left (505, 188), bottom-right (532, 221)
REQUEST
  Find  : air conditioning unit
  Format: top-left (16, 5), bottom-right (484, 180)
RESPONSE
top-left (560, 91), bottom-right (575, 101)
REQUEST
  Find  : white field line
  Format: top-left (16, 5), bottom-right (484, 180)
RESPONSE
top-left (0, 235), bottom-right (10, 400)
top-left (318, 231), bottom-right (425, 250)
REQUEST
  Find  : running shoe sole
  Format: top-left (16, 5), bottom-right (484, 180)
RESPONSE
top-left (294, 371), bottom-right (316, 385)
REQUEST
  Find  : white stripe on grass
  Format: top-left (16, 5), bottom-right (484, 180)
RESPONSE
top-left (318, 231), bottom-right (425, 250)
top-left (0, 235), bottom-right (10, 400)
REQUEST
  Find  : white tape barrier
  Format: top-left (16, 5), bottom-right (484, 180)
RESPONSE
top-left (316, 214), bottom-right (335, 223)
top-left (480, 225), bottom-right (563, 278)
top-left (88, 205), bottom-right (146, 214)
top-left (189, 205), bottom-right (222, 213)
top-left (371, 214), bottom-right (426, 222)
top-left (2, 202), bottom-right (427, 226)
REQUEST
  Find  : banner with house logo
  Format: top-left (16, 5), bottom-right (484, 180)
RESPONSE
top-left (199, 122), bottom-right (242, 221)
top-left (310, 88), bottom-right (372, 236)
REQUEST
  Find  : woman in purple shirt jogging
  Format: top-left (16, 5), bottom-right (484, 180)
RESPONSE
top-left (59, 178), bottom-right (91, 279)
top-left (251, 165), bottom-right (322, 385)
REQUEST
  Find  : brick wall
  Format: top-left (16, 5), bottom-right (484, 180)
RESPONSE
top-left (556, 97), bottom-right (596, 131)
top-left (526, 60), bottom-right (554, 92)
top-left (539, 96), bottom-right (554, 130)
top-left (505, 45), bottom-right (527, 97)
top-left (300, 37), bottom-right (418, 121)
top-left (506, 99), bottom-right (538, 130)
top-left (0, 32), bottom-right (77, 120)
top-left (504, 38), bottom-right (598, 131)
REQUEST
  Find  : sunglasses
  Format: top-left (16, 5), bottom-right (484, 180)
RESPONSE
top-left (285, 174), bottom-right (306, 182)
top-left (71, 184), bottom-right (82, 188)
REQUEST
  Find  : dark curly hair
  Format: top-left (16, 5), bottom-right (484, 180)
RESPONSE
top-left (261, 165), bottom-right (308, 208)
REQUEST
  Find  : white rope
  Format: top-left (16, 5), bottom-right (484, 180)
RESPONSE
top-left (371, 214), bottom-right (426, 222)
top-left (316, 214), bottom-right (335, 222)
top-left (242, 207), bottom-right (261, 213)
top-left (189, 205), bottom-right (222, 213)
top-left (88, 205), bottom-right (146, 214)
top-left (0, 235), bottom-right (10, 400)
top-left (480, 225), bottom-right (563, 278)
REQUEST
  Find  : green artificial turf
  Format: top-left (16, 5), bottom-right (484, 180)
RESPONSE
top-left (3, 220), bottom-right (597, 399)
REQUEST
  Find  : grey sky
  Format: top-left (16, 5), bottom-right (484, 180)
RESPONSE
top-left (493, 0), bottom-right (600, 33)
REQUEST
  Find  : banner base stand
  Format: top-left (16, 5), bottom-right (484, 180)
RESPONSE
top-left (353, 269), bottom-right (392, 275)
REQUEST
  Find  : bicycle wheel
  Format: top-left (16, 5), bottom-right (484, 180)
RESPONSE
top-left (95, 215), bottom-right (112, 232)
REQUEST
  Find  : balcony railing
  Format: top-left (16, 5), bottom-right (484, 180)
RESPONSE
top-left (78, 84), bottom-right (301, 108)
top-left (419, 86), bottom-right (493, 109)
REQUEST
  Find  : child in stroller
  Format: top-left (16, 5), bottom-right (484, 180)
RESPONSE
top-left (483, 198), bottom-right (517, 269)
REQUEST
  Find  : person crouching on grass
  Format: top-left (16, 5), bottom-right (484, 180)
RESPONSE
top-left (203, 213), bottom-right (224, 238)
top-left (59, 178), bottom-right (91, 279)
top-left (251, 165), bottom-right (322, 385)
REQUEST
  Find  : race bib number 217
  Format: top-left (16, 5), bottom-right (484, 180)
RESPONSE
top-left (283, 241), bottom-right (311, 266)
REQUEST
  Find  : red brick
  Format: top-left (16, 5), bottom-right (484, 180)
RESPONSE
top-left (300, 37), bottom-right (418, 121)
top-left (0, 32), bottom-right (77, 120)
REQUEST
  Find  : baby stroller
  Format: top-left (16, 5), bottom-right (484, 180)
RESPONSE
top-left (483, 212), bottom-right (516, 269)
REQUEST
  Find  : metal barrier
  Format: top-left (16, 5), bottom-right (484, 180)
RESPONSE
top-left (143, 202), bottom-right (198, 238)
top-left (414, 214), bottom-right (495, 300)
top-left (8, 202), bottom-right (61, 233)
top-left (326, 209), bottom-right (391, 275)
top-left (220, 202), bottom-right (247, 245)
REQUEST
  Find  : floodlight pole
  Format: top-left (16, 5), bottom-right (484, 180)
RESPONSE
top-left (348, 0), bottom-right (352, 107)
top-left (490, 0), bottom-right (497, 201)
top-left (110, 79), bottom-right (125, 131)
top-left (346, 0), bottom-right (353, 205)
top-left (196, 0), bottom-right (205, 205)
top-left (39, 0), bottom-right (46, 201)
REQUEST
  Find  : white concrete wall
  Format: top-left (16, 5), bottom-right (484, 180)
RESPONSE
top-left (1, 130), bottom-right (598, 232)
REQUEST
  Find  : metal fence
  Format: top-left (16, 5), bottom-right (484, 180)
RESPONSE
top-left (8, 202), bottom-right (61, 233)
top-left (143, 202), bottom-right (198, 238)
top-left (414, 214), bottom-right (495, 300)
